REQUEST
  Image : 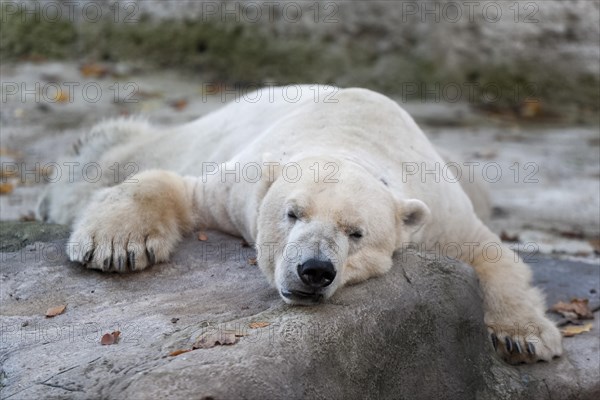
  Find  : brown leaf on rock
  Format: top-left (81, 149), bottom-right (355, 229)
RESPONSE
top-left (169, 349), bottom-right (192, 357)
top-left (248, 257), bottom-right (257, 266)
top-left (133, 89), bottom-right (163, 100)
top-left (519, 99), bottom-right (542, 118)
top-left (101, 333), bottom-right (114, 345)
top-left (55, 90), bottom-right (69, 103)
top-left (192, 330), bottom-right (238, 349)
top-left (561, 323), bottom-right (593, 337)
top-left (198, 232), bottom-right (208, 241)
top-left (500, 231), bottom-right (519, 242)
top-left (249, 321), bottom-right (270, 329)
top-left (19, 211), bottom-right (36, 222)
top-left (45, 304), bottom-right (66, 317)
top-left (170, 99), bottom-right (188, 111)
top-left (100, 330), bottom-right (121, 345)
top-left (589, 238), bottom-right (600, 254)
top-left (0, 183), bottom-right (14, 195)
top-left (559, 230), bottom-right (585, 239)
top-left (80, 63), bottom-right (110, 78)
top-left (0, 147), bottom-right (23, 157)
top-left (550, 298), bottom-right (594, 320)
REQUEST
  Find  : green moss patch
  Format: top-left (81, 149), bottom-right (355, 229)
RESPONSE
top-left (1, 8), bottom-right (598, 119)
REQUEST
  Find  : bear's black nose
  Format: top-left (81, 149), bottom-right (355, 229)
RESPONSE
top-left (297, 259), bottom-right (336, 288)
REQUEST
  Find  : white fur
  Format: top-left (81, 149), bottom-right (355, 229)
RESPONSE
top-left (40, 86), bottom-right (561, 364)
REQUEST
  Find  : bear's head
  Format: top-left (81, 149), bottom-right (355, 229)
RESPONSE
top-left (256, 157), bottom-right (430, 305)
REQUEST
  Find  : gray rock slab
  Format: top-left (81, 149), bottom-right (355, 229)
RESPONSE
top-left (1, 223), bottom-right (599, 399)
top-left (530, 256), bottom-right (600, 310)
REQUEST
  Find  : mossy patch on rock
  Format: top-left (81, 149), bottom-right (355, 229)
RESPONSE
top-left (0, 221), bottom-right (70, 252)
top-left (0, 8), bottom-right (77, 59)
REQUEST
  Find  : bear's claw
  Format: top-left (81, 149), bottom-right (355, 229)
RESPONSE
top-left (505, 337), bottom-right (513, 353)
top-left (128, 251), bottom-right (136, 271)
top-left (526, 342), bottom-right (535, 355)
top-left (117, 255), bottom-right (125, 270)
top-left (487, 321), bottom-right (560, 364)
top-left (84, 249), bottom-right (94, 263)
top-left (147, 248), bottom-right (156, 265)
top-left (81, 247), bottom-right (160, 272)
top-left (514, 340), bottom-right (522, 354)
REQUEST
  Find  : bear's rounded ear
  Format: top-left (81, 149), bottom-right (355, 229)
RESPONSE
top-left (396, 198), bottom-right (431, 234)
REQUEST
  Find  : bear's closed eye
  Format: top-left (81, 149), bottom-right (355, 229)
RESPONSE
top-left (349, 231), bottom-right (363, 239)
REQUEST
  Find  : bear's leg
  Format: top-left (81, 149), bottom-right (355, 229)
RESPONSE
top-left (67, 170), bottom-right (195, 272)
top-left (467, 224), bottom-right (563, 364)
top-left (38, 118), bottom-right (154, 225)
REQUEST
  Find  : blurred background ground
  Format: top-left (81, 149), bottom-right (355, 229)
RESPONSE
top-left (1, 59), bottom-right (598, 262)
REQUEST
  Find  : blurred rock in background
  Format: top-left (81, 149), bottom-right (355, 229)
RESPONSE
top-left (1, 0), bottom-right (599, 122)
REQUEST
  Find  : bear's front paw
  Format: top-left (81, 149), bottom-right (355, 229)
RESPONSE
top-left (486, 312), bottom-right (562, 364)
top-left (66, 186), bottom-right (182, 272)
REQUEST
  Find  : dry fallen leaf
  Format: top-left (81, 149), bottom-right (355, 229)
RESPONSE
top-left (45, 304), bottom-right (66, 317)
top-left (100, 330), bottom-right (121, 345)
top-left (561, 323), bottom-right (593, 337)
top-left (101, 333), bottom-right (114, 345)
top-left (0, 183), bottom-right (14, 195)
top-left (249, 321), bottom-right (270, 329)
top-left (169, 349), bottom-right (191, 357)
top-left (170, 99), bottom-right (188, 111)
top-left (0, 147), bottom-right (22, 157)
top-left (589, 238), bottom-right (600, 254)
top-left (550, 298), bottom-right (594, 320)
top-left (80, 63), bottom-right (110, 78)
top-left (55, 90), bottom-right (69, 103)
top-left (40, 165), bottom-right (55, 178)
top-left (19, 211), bottom-right (36, 222)
top-left (519, 99), bottom-right (541, 118)
top-left (198, 232), bottom-right (208, 241)
top-left (201, 84), bottom-right (224, 96)
top-left (500, 231), bottom-right (519, 242)
top-left (192, 330), bottom-right (238, 349)
top-left (133, 89), bottom-right (163, 100)
top-left (248, 257), bottom-right (257, 266)
top-left (559, 230), bottom-right (585, 239)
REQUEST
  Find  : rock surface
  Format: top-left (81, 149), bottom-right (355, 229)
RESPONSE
top-left (1, 223), bottom-right (598, 399)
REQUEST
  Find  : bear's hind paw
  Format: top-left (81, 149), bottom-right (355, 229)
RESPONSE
top-left (486, 315), bottom-right (563, 364)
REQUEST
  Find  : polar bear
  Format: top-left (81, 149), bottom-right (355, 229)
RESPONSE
top-left (38, 85), bottom-right (562, 364)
